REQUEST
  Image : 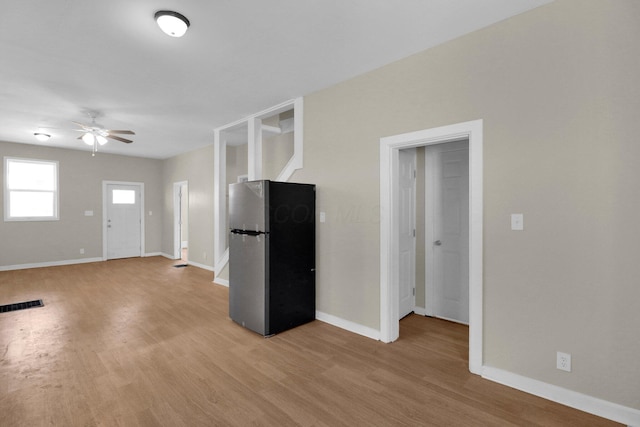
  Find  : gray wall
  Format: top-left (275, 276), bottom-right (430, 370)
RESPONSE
top-left (293, 0), bottom-right (639, 410)
top-left (0, 141), bottom-right (163, 267)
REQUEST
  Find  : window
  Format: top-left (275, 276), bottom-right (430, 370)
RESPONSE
top-left (4, 157), bottom-right (59, 221)
top-left (112, 189), bottom-right (136, 204)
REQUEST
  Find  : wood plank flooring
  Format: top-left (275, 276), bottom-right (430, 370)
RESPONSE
top-left (0, 257), bottom-right (620, 426)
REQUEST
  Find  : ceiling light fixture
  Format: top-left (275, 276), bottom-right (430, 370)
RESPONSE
top-left (155, 10), bottom-right (190, 37)
top-left (82, 132), bottom-right (108, 146)
top-left (34, 132), bottom-right (51, 142)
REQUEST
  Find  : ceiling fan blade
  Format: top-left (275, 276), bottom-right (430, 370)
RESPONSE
top-left (107, 130), bottom-right (135, 135)
top-left (108, 134), bottom-right (133, 144)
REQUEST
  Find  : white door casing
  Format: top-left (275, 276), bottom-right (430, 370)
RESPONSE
top-left (379, 119), bottom-right (482, 375)
top-left (173, 181), bottom-right (188, 260)
top-left (425, 141), bottom-right (469, 324)
top-left (103, 181), bottom-right (145, 260)
top-left (398, 148), bottom-right (416, 319)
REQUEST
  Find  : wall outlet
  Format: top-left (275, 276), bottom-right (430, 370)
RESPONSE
top-left (203, 252), bottom-right (207, 259)
top-left (80, 248), bottom-right (85, 254)
top-left (557, 351), bottom-right (571, 372)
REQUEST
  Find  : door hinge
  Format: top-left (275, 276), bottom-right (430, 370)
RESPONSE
top-left (413, 229), bottom-right (416, 237)
top-left (413, 169), bottom-right (417, 179)
top-left (412, 288), bottom-right (415, 296)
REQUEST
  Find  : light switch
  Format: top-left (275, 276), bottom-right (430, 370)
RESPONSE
top-left (511, 213), bottom-right (524, 231)
top-left (319, 212), bottom-right (326, 223)
top-left (84, 210), bottom-right (94, 216)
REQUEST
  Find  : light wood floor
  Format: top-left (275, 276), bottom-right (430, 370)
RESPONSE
top-left (0, 257), bottom-right (620, 426)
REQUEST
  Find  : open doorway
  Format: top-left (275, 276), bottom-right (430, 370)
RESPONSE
top-left (173, 181), bottom-right (189, 263)
top-left (379, 119), bottom-right (483, 374)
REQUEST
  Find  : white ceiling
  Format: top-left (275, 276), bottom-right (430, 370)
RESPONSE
top-left (0, 0), bottom-right (552, 159)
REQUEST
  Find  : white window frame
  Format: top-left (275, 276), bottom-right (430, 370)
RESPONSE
top-left (4, 156), bottom-right (60, 222)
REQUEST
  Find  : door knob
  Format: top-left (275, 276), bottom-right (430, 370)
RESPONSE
top-left (434, 240), bottom-right (442, 246)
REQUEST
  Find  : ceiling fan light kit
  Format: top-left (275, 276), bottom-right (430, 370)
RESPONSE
top-left (155, 10), bottom-right (190, 37)
top-left (81, 132), bottom-right (108, 146)
top-left (72, 115), bottom-right (135, 156)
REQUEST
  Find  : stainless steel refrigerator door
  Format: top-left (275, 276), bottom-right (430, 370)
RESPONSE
top-left (229, 231), bottom-right (267, 335)
top-left (229, 180), bottom-right (268, 232)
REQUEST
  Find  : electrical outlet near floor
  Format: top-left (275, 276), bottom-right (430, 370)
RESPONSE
top-left (557, 351), bottom-right (571, 372)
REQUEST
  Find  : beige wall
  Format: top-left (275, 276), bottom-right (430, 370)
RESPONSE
top-left (294, 0), bottom-right (640, 410)
top-left (162, 144), bottom-right (215, 269)
top-left (0, 141), bottom-right (163, 267)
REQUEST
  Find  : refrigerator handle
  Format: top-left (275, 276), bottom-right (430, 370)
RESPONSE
top-left (231, 229), bottom-right (266, 237)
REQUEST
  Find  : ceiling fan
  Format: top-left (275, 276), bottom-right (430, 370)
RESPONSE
top-left (72, 115), bottom-right (135, 156)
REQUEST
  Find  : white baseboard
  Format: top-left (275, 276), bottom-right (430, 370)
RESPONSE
top-left (145, 252), bottom-right (167, 258)
top-left (158, 252), bottom-right (177, 260)
top-left (187, 259), bottom-right (214, 272)
top-left (482, 366), bottom-right (640, 427)
top-left (214, 278), bottom-right (229, 287)
top-left (0, 257), bottom-right (103, 272)
top-left (413, 306), bottom-right (427, 316)
top-left (315, 311), bottom-right (380, 341)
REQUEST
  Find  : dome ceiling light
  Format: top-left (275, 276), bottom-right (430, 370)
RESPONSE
top-left (34, 132), bottom-right (51, 142)
top-left (155, 10), bottom-right (190, 38)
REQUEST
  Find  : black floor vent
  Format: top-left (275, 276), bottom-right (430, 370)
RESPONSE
top-left (0, 299), bottom-right (44, 313)
top-left (174, 264), bottom-right (188, 268)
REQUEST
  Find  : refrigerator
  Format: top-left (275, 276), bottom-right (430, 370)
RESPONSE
top-left (229, 180), bottom-right (315, 336)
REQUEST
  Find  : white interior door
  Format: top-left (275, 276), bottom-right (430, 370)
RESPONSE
top-left (426, 141), bottom-right (469, 324)
top-left (106, 183), bottom-right (142, 260)
top-left (173, 181), bottom-right (189, 261)
top-left (180, 183), bottom-right (189, 261)
top-left (398, 148), bottom-right (416, 319)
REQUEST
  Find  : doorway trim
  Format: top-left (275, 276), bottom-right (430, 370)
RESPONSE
top-left (379, 119), bottom-right (483, 374)
top-left (102, 181), bottom-right (145, 260)
top-left (173, 181), bottom-right (188, 260)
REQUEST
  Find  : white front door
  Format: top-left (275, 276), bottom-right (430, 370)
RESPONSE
top-left (426, 140), bottom-right (469, 324)
top-left (398, 148), bottom-right (416, 319)
top-left (106, 183), bottom-right (142, 259)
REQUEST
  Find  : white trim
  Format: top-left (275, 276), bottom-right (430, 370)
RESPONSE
top-left (213, 278), bottom-right (229, 287)
top-left (248, 117), bottom-right (262, 180)
top-left (213, 128), bottom-right (227, 271)
top-left (413, 307), bottom-right (427, 316)
top-left (379, 119), bottom-right (483, 375)
top-left (187, 259), bottom-right (214, 272)
top-left (4, 156), bottom-right (59, 222)
top-left (102, 181), bottom-right (145, 260)
top-left (173, 181), bottom-right (188, 259)
top-left (315, 311), bottom-right (381, 341)
top-left (0, 257), bottom-right (103, 272)
top-left (482, 367), bottom-right (640, 427)
top-left (213, 248), bottom-right (229, 276)
top-left (213, 97), bottom-right (304, 277)
top-left (144, 252), bottom-right (165, 258)
top-left (159, 252), bottom-right (175, 260)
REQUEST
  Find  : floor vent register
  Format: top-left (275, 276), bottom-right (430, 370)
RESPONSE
top-left (0, 299), bottom-right (44, 313)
